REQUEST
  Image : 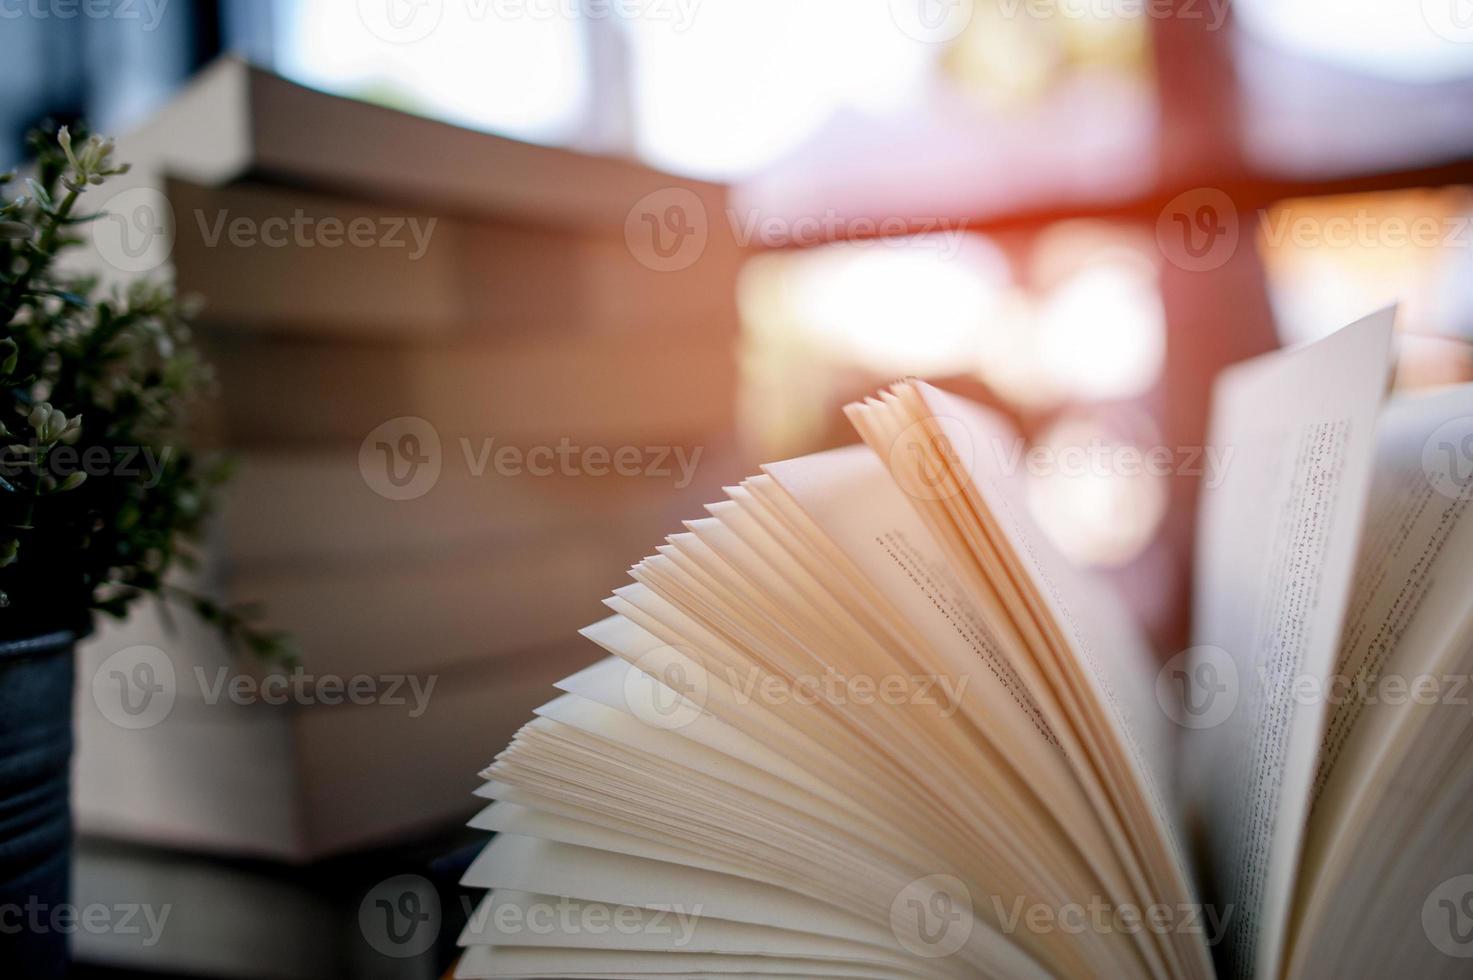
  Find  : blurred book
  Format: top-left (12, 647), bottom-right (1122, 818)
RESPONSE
top-left (72, 58), bottom-right (747, 861)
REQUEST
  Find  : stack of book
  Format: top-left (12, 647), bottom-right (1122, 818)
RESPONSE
top-left (72, 59), bottom-right (746, 873)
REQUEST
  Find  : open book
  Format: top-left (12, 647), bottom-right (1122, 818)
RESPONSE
top-left (454, 307), bottom-right (1473, 979)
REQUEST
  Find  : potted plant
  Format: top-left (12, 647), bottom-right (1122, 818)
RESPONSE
top-left (0, 126), bottom-right (289, 977)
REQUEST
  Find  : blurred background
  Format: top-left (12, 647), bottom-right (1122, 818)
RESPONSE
top-left (4, 0), bottom-right (1472, 976)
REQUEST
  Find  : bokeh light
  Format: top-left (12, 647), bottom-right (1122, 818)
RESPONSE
top-left (1025, 410), bottom-right (1169, 567)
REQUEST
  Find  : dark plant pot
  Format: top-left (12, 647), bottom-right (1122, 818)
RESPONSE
top-left (0, 630), bottom-right (76, 979)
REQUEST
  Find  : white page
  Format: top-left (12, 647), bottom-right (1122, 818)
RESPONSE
top-left (1186, 308), bottom-right (1394, 979)
top-left (460, 834), bottom-right (889, 946)
top-left (1309, 385), bottom-right (1473, 803)
top-left (764, 446), bottom-right (1058, 747)
top-left (883, 382), bottom-right (1209, 980)
top-left (459, 889), bottom-right (946, 978)
top-left (1286, 384), bottom-right (1473, 977)
top-left (459, 833), bottom-right (1047, 978)
top-left (456, 944), bottom-right (928, 979)
top-left (912, 383), bottom-right (1190, 873)
top-left (760, 445), bottom-right (1177, 960)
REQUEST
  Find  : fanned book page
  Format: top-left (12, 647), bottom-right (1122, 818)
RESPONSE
top-left (455, 376), bottom-right (1215, 980)
top-left (455, 310), bottom-right (1473, 980)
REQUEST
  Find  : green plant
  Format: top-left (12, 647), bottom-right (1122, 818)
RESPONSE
top-left (0, 124), bottom-right (292, 662)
